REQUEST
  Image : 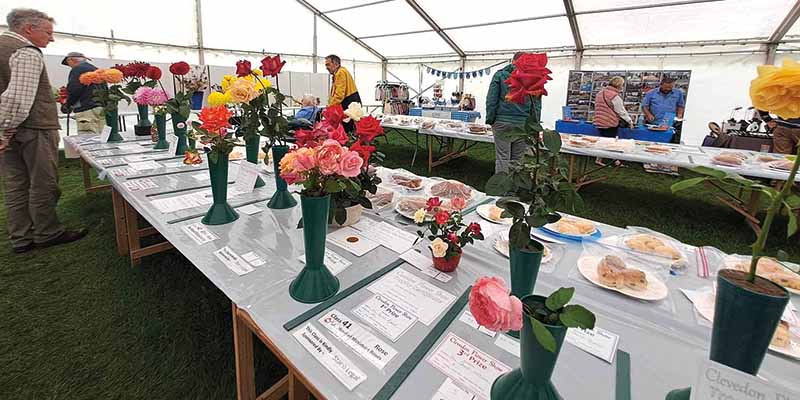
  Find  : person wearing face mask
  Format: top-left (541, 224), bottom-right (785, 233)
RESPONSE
top-left (642, 76), bottom-right (686, 143)
top-left (0, 8), bottom-right (87, 254)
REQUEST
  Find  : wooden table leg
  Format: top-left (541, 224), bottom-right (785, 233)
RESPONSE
top-left (233, 303), bottom-right (257, 400)
top-left (124, 200), bottom-right (141, 267)
top-left (568, 155), bottom-right (575, 183)
top-left (289, 372), bottom-right (311, 400)
top-left (81, 158), bottom-right (92, 192)
top-left (427, 134), bottom-right (433, 175)
top-left (111, 188), bottom-right (129, 256)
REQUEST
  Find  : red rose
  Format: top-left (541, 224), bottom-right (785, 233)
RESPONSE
top-left (355, 116), bottom-right (384, 143)
top-left (169, 61), bottom-right (191, 76)
top-left (350, 141), bottom-right (375, 165)
top-left (112, 64), bottom-right (129, 78)
top-left (514, 53), bottom-right (549, 74)
top-left (504, 53), bottom-right (552, 104)
top-left (260, 55), bottom-right (286, 77)
top-left (198, 105), bottom-right (232, 135)
top-left (467, 222), bottom-right (482, 235)
top-left (294, 128), bottom-right (314, 148)
top-left (235, 60), bottom-right (252, 77)
top-left (434, 211), bottom-right (450, 225)
top-left (146, 66), bottom-right (162, 80)
top-left (426, 197), bottom-right (442, 211)
top-left (447, 232), bottom-right (459, 244)
top-left (323, 104), bottom-right (344, 128)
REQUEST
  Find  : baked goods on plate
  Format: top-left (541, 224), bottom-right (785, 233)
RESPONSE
top-left (578, 255), bottom-right (668, 301)
top-left (394, 196), bottom-right (451, 220)
top-left (366, 189), bottom-right (395, 210)
top-left (767, 159), bottom-right (794, 171)
top-left (544, 217), bottom-right (597, 237)
top-left (624, 234), bottom-right (683, 260)
top-left (712, 152), bottom-right (746, 167)
top-left (726, 256), bottom-right (800, 294)
top-left (429, 180), bottom-right (473, 200)
top-left (229, 150), bottom-right (245, 161)
top-left (421, 120), bottom-right (436, 129)
top-left (466, 124), bottom-right (489, 134)
top-left (643, 144), bottom-right (671, 154)
top-left (477, 204), bottom-right (512, 225)
top-left (756, 154), bottom-right (783, 163)
top-left (391, 174), bottom-right (423, 190)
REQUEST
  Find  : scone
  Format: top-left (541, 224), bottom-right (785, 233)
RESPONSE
top-left (771, 321), bottom-right (790, 348)
top-left (621, 269), bottom-right (648, 291)
top-left (597, 255), bottom-right (625, 288)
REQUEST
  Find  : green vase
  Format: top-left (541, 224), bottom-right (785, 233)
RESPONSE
top-left (171, 112), bottom-right (189, 156)
top-left (289, 195), bottom-right (340, 303)
top-left (267, 145), bottom-right (297, 209)
top-left (508, 241), bottom-right (544, 338)
top-left (665, 269), bottom-right (789, 399)
top-left (134, 104), bottom-right (152, 136)
top-left (491, 295), bottom-right (565, 400)
top-left (244, 135), bottom-right (265, 188)
top-left (105, 108), bottom-right (123, 142)
top-left (153, 114), bottom-right (168, 150)
top-left (201, 152), bottom-right (239, 226)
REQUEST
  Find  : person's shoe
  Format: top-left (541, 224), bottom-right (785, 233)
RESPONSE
top-left (12, 243), bottom-right (35, 254)
top-left (35, 229), bottom-right (88, 249)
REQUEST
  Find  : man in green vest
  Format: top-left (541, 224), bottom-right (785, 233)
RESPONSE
top-left (0, 8), bottom-right (87, 253)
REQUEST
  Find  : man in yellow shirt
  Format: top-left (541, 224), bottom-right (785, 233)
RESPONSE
top-left (325, 54), bottom-right (361, 132)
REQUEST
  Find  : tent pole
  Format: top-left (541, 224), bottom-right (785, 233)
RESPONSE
top-left (458, 57), bottom-right (465, 94)
top-left (312, 16), bottom-right (318, 73)
top-left (574, 50), bottom-right (583, 70)
top-left (195, 0), bottom-right (205, 65)
top-left (765, 44), bottom-right (777, 65)
top-left (381, 61), bottom-right (387, 81)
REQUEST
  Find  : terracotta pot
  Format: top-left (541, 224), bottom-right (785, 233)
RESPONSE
top-left (331, 204), bottom-right (363, 227)
top-left (431, 248), bottom-right (462, 273)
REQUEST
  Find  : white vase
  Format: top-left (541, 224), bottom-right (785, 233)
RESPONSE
top-left (331, 204), bottom-right (363, 227)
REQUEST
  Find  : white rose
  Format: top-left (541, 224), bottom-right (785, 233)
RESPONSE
top-left (413, 208), bottom-right (427, 224)
top-left (344, 102), bottom-right (365, 122)
top-left (430, 238), bottom-right (448, 258)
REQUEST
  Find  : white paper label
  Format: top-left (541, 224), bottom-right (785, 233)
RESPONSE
top-left (241, 251), bottom-right (266, 267)
top-left (298, 249), bottom-right (352, 275)
top-left (123, 178), bottom-right (158, 192)
top-left (359, 221), bottom-right (416, 254)
top-left (352, 294), bottom-right (417, 342)
top-left (319, 310), bottom-right (398, 370)
top-left (458, 310), bottom-right (496, 338)
top-left (292, 323), bottom-right (367, 391)
top-left (368, 268), bottom-right (457, 326)
top-left (401, 249), bottom-right (453, 282)
top-left (494, 334), bottom-right (520, 357)
top-left (181, 222), bottom-right (219, 245)
top-left (191, 172), bottom-right (210, 181)
top-left (432, 378), bottom-right (475, 400)
top-left (99, 126), bottom-right (112, 142)
top-left (128, 160), bottom-right (163, 171)
top-left (213, 246), bottom-right (254, 276)
top-left (427, 333), bottom-right (511, 400)
top-left (234, 161), bottom-right (260, 194)
top-left (110, 167), bottom-right (138, 177)
top-left (328, 227), bottom-right (380, 257)
top-left (565, 326), bottom-right (620, 364)
top-left (167, 135), bottom-right (178, 156)
top-left (237, 204), bottom-right (264, 216)
top-left (690, 359), bottom-right (800, 400)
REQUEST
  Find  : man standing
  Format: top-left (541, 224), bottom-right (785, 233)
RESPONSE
top-left (62, 51), bottom-right (104, 134)
top-left (325, 54), bottom-right (360, 132)
top-left (760, 110), bottom-right (800, 154)
top-left (0, 8), bottom-right (87, 253)
top-left (642, 76), bottom-right (685, 143)
top-left (486, 52), bottom-right (542, 173)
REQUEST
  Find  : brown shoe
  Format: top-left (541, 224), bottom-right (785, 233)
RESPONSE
top-left (36, 229), bottom-right (88, 249)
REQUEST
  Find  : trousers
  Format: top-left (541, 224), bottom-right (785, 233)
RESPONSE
top-left (74, 107), bottom-right (104, 134)
top-left (493, 121), bottom-right (528, 174)
top-left (773, 126), bottom-right (800, 154)
top-left (1, 128), bottom-right (64, 248)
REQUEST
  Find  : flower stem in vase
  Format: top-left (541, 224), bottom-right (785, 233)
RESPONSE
top-left (507, 241), bottom-right (544, 338)
top-left (105, 107), bottom-right (123, 142)
top-left (245, 135), bottom-right (265, 188)
top-left (153, 113), bottom-right (168, 149)
top-left (289, 195), bottom-right (339, 303)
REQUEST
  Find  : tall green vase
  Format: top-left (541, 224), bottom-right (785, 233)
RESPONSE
top-left (171, 112), bottom-right (189, 156)
top-left (491, 295), bottom-right (566, 400)
top-left (152, 114), bottom-right (168, 150)
top-left (134, 104), bottom-right (152, 136)
top-left (289, 195), bottom-right (340, 303)
top-left (665, 269), bottom-right (789, 400)
top-left (244, 136), bottom-right (265, 188)
top-left (105, 108), bottom-right (123, 142)
top-left (267, 145), bottom-right (297, 209)
top-left (508, 241), bottom-right (544, 338)
top-left (201, 152), bottom-right (239, 226)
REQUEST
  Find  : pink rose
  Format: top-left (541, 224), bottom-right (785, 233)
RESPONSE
top-left (316, 139), bottom-right (344, 175)
top-left (339, 151), bottom-right (363, 178)
top-left (281, 171), bottom-right (302, 185)
top-left (450, 196), bottom-right (466, 210)
top-left (291, 147), bottom-right (316, 173)
top-left (468, 276), bottom-right (523, 332)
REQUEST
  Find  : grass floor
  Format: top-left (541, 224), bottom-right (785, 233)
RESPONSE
top-left (1, 132), bottom-right (797, 399)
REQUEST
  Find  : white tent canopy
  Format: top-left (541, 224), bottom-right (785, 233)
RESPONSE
top-left (1, 0), bottom-right (799, 145)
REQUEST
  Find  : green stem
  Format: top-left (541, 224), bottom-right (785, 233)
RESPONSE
top-left (748, 146), bottom-right (800, 283)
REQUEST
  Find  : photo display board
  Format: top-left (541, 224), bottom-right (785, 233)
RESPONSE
top-left (566, 70), bottom-right (691, 124)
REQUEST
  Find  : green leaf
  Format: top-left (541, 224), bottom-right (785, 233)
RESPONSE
top-left (788, 211), bottom-right (798, 238)
top-left (530, 317), bottom-right (557, 353)
top-left (559, 305), bottom-right (596, 330)
top-left (545, 287), bottom-right (574, 311)
top-left (503, 201), bottom-right (526, 219)
top-left (508, 221), bottom-right (530, 250)
top-left (776, 249), bottom-right (790, 262)
top-left (485, 173), bottom-right (513, 195)
top-left (542, 130), bottom-right (561, 154)
top-left (670, 177), bottom-right (708, 193)
top-left (689, 166), bottom-right (727, 179)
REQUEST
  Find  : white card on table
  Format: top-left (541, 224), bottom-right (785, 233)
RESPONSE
top-left (367, 268), bottom-right (456, 325)
top-left (319, 309), bottom-right (398, 370)
top-left (458, 310), bottom-right (496, 338)
top-left (110, 167), bottom-right (137, 177)
top-left (690, 359), bottom-right (800, 400)
top-left (400, 249), bottom-right (454, 282)
top-left (128, 160), bottom-right (163, 171)
top-left (328, 227), bottom-right (380, 257)
top-left (240, 251), bottom-right (266, 267)
top-left (292, 323), bottom-right (366, 391)
top-left (123, 178), bottom-right (158, 192)
top-left (360, 221), bottom-right (416, 254)
top-left (298, 249), bottom-right (352, 275)
top-left (352, 294), bottom-right (417, 342)
top-left (237, 204), bottom-right (264, 216)
top-left (167, 135), bottom-right (178, 156)
top-left (181, 222), bottom-right (219, 245)
top-left (99, 126), bottom-right (111, 142)
top-left (432, 378), bottom-right (475, 400)
top-left (494, 334), bottom-right (520, 357)
top-left (427, 333), bottom-right (511, 400)
top-left (191, 172), bottom-right (210, 181)
top-left (234, 161), bottom-right (260, 194)
top-left (565, 326), bottom-right (619, 364)
top-left (213, 246), bottom-right (254, 276)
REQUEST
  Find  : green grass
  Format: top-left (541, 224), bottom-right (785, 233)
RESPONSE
top-left (1, 134), bottom-right (797, 399)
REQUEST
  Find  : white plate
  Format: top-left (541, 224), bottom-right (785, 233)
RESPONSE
top-left (543, 217), bottom-right (597, 237)
top-left (493, 236), bottom-right (551, 263)
top-left (723, 258), bottom-right (800, 296)
top-left (390, 174), bottom-right (424, 191)
top-left (477, 204), bottom-right (512, 225)
top-left (577, 256), bottom-right (668, 301)
top-left (394, 196), bottom-right (452, 221)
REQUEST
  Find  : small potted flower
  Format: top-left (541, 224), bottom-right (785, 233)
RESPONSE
top-left (413, 196), bottom-right (483, 272)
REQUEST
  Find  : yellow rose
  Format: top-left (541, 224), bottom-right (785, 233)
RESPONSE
top-left (252, 68), bottom-right (263, 76)
top-left (220, 75), bottom-right (236, 92)
top-left (227, 78), bottom-right (259, 104)
top-left (430, 238), bottom-right (448, 258)
top-left (413, 208), bottom-right (426, 224)
top-left (750, 59), bottom-right (800, 119)
top-left (207, 91), bottom-right (229, 106)
top-left (254, 77), bottom-right (272, 91)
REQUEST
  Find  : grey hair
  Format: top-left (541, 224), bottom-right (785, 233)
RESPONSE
top-left (7, 8), bottom-right (54, 32)
top-left (609, 76), bottom-right (625, 89)
top-left (300, 94), bottom-right (315, 105)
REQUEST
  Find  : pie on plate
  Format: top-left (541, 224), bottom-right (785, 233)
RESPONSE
top-left (643, 144), bottom-right (671, 154)
top-left (767, 159), bottom-right (794, 171)
top-left (624, 234), bottom-right (682, 260)
top-left (477, 204), bottom-right (512, 225)
top-left (429, 180), bottom-right (473, 200)
top-left (712, 152), bottom-right (745, 167)
top-left (391, 174), bottom-right (423, 190)
top-left (546, 217), bottom-right (596, 236)
top-left (578, 255), bottom-right (668, 301)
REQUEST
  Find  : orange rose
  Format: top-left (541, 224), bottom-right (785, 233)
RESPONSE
top-left (79, 71), bottom-right (98, 85)
top-left (100, 68), bottom-right (124, 84)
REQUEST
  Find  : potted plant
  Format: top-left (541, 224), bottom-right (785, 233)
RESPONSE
top-left (80, 68), bottom-right (129, 142)
top-left (132, 86), bottom-right (169, 149)
top-left (189, 105), bottom-right (239, 226)
top-left (165, 61), bottom-right (193, 155)
top-left (412, 196), bottom-right (483, 272)
top-left (114, 62), bottom-right (160, 135)
top-left (485, 53), bottom-right (580, 320)
top-left (183, 65), bottom-right (209, 110)
top-left (279, 139), bottom-right (366, 303)
top-left (666, 59), bottom-right (800, 399)
top-left (469, 278), bottom-right (595, 399)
